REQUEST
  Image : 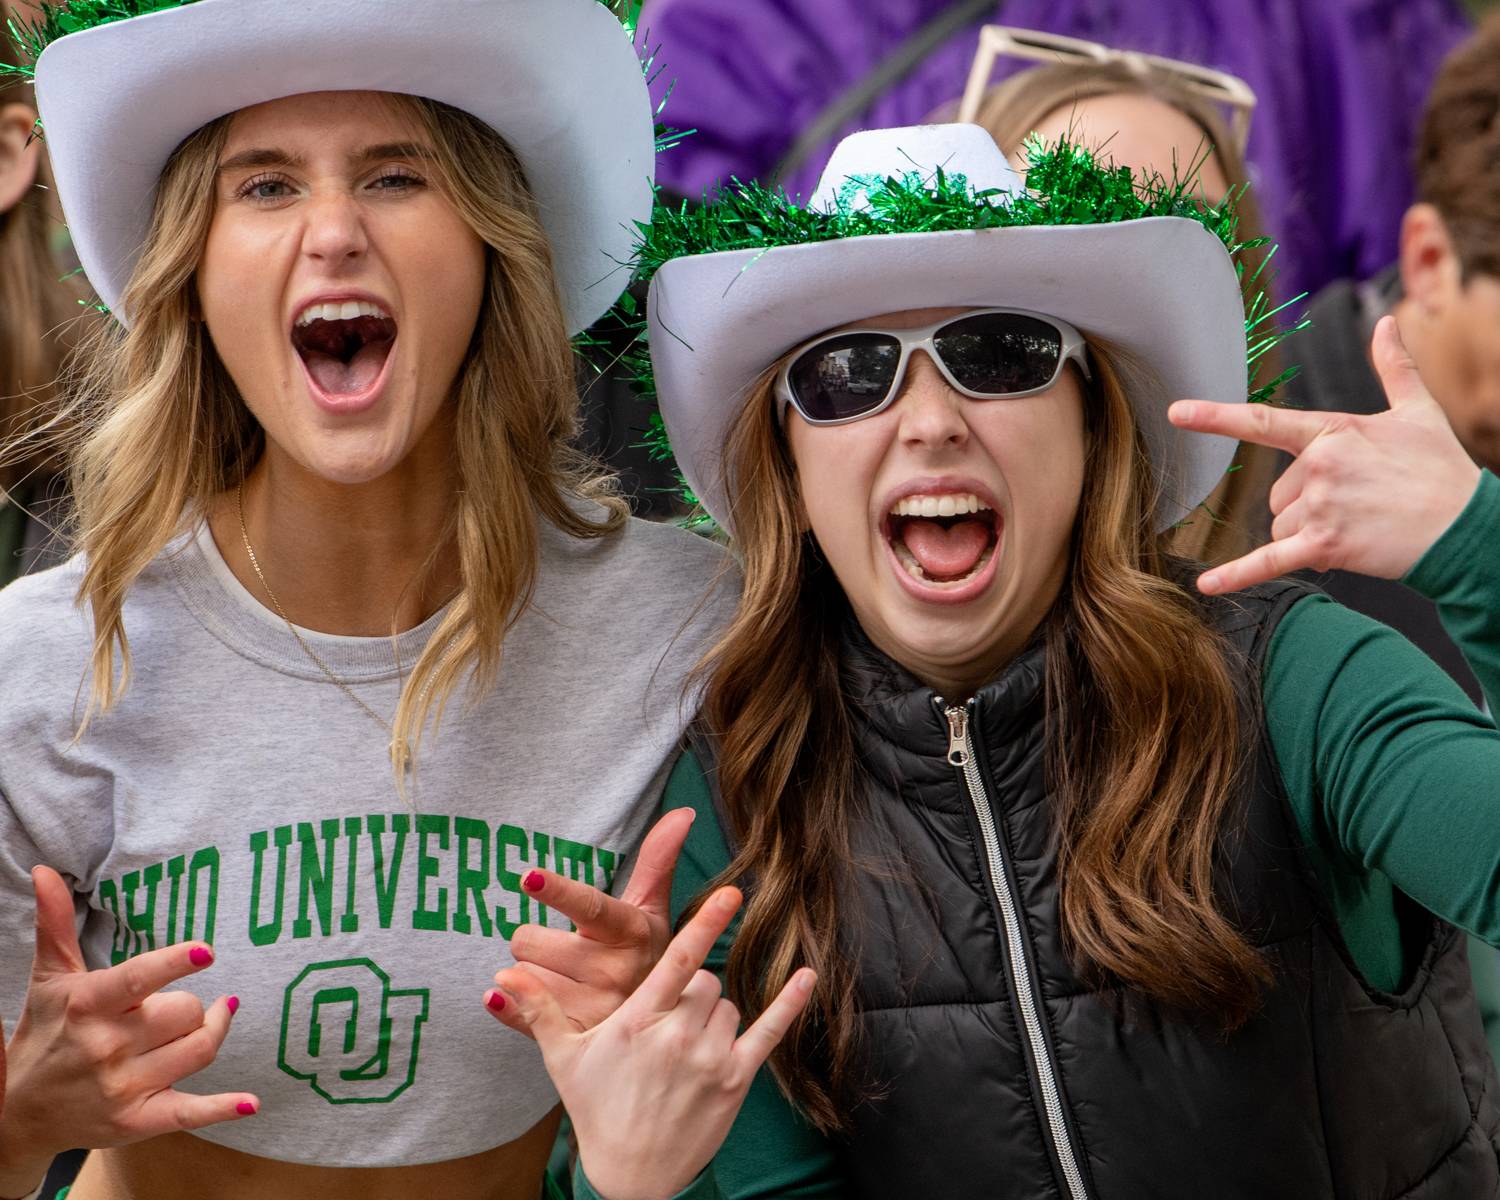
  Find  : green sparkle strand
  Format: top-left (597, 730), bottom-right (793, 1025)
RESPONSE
top-left (3, 0), bottom-right (199, 80)
top-left (608, 135), bottom-right (1308, 516)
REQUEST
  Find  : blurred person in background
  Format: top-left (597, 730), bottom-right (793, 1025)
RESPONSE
top-left (0, 4), bottom-right (83, 588)
top-left (961, 53), bottom-right (1279, 566)
top-left (1285, 13), bottom-right (1500, 708)
top-left (636, 0), bottom-right (1470, 304)
top-left (971, 28), bottom-right (1500, 1068)
top-left (1282, 15), bottom-right (1500, 1064)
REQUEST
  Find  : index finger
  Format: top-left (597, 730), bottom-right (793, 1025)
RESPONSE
top-left (1167, 400), bottom-right (1329, 455)
top-left (519, 869), bottom-right (645, 946)
top-left (629, 887), bottom-right (741, 1014)
top-left (82, 942), bottom-right (217, 1015)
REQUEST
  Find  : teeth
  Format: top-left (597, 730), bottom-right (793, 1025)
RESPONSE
top-left (890, 492), bottom-right (992, 517)
top-left (295, 300), bottom-right (392, 328)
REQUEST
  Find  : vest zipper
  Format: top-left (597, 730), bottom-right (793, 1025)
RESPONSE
top-left (943, 701), bottom-right (1091, 1200)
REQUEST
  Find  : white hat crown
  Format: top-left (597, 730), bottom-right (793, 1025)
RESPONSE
top-left (810, 124), bottom-right (1026, 213)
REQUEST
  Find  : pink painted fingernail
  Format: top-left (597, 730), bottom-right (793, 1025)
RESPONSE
top-left (522, 871), bottom-right (545, 894)
top-left (189, 946), bottom-right (214, 967)
top-left (486, 990), bottom-right (507, 1013)
top-left (236, 1101), bottom-right (257, 1116)
top-left (226, 996), bottom-right (240, 1016)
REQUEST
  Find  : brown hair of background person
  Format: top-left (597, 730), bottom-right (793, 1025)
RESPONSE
top-left (0, 5), bottom-right (86, 582)
top-left (966, 60), bottom-right (1282, 568)
top-left (1402, 8), bottom-right (1500, 471)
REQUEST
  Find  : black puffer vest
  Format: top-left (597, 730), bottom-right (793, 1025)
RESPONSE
top-left (826, 579), bottom-right (1500, 1198)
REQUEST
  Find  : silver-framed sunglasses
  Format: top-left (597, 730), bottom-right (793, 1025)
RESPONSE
top-left (775, 308), bottom-right (1092, 426)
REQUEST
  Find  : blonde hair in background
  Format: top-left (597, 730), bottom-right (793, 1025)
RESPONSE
top-left (959, 57), bottom-right (1283, 566)
top-left (33, 93), bottom-right (625, 759)
top-left (688, 340), bottom-right (1264, 1134)
top-left (0, 3), bottom-right (87, 497)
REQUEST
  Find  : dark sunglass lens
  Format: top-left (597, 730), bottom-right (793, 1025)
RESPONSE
top-left (788, 335), bottom-right (903, 421)
top-left (934, 313), bottom-right (1064, 395)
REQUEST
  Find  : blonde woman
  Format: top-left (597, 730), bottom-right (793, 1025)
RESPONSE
top-left (0, 2), bottom-right (730, 1199)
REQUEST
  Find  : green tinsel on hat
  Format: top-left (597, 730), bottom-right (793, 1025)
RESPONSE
top-left (608, 134), bottom-right (1307, 516)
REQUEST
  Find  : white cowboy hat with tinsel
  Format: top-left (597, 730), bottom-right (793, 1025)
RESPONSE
top-left (4, 0), bottom-right (655, 333)
top-left (620, 123), bottom-right (1300, 533)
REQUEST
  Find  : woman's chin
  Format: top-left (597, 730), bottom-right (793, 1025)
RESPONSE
top-left (275, 429), bottom-right (413, 487)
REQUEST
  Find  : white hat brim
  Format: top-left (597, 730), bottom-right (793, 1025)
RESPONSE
top-left (649, 217), bottom-right (1247, 532)
top-left (34, 0), bottom-right (653, 333)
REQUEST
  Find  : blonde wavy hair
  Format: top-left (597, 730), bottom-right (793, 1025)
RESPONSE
top-left (46, 94), bottom-right (625, 754)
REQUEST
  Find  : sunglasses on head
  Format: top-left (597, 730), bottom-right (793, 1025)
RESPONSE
top-left (774, 308), bottom-right (1091, 426)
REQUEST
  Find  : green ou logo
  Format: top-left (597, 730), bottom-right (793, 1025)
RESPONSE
top-left (278, 959), bottom-right (430, 1105)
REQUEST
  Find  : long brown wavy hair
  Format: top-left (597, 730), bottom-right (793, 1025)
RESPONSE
top-left (12, 93), bottom-right (624, 752)
top-left (692, 341), bottom-right (1270, 1134)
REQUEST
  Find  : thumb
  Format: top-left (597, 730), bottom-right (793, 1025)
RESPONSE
top-left (31, 865), bottom-right (86, 981)
top-left (1372, 315), bottom-right (1441, 416)
top-left (488, 968), bottom-right (577, 1054)
top-left (620, 807), bottom-right (696, 921)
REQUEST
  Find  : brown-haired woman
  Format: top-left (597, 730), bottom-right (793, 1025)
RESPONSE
top-left (0, 6), bottom-right (84, 586)
top-left (0, 2), bottom-right (731, 1199)
top-left (497, 124), bottom-right (1500, 1200)
top-left (962, 58), bottom-right (1284, 570)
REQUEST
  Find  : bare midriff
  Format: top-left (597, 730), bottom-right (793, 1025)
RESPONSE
top-left (64, 1105), bottom-right (562, 1200)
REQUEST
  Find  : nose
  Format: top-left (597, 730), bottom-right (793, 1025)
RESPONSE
top-left (300, 192), bottom-right (368, 266)
top-left (894, 350), bottom-right (969, 450)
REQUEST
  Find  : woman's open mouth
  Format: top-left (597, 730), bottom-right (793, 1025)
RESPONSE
top-left (883, 490), bottom-right (1002, 604)
top-left (291, 300), bottom-right (398, 412)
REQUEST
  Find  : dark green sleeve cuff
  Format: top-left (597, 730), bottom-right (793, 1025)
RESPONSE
top-left (573, 1166), bottom-right (723, 1200)
top-left (1403, 470), bottom-right (1500, 602)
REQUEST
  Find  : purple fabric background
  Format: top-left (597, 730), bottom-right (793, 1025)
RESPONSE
top-left (639, 0), bottom-right (1471, 300)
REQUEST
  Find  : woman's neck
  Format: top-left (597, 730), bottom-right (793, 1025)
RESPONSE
top-left (207, 438), bottom-right (461, 637)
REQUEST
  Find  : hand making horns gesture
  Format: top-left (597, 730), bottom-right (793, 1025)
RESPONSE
top-left (0, 867), bottom-right (254, 1196)
top-left (1169, 315), bottom-right (1483, 595)
top-left (492, 887), bottom-right (816, 1200)
top-left (485, 807), bottom-right (697, 1040)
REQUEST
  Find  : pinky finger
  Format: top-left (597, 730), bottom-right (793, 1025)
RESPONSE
top-left (1198, 533), bottom-right (1320, 595)
top-left (136, 1087), bottom-right (261, 1136)
top-left (731, 968), bottom-right (816, 1076)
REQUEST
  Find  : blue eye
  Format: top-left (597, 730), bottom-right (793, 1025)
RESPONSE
top-left (370, 171), bottom-right (424, 192)
top-left (238, 174), bottom-right (294, 202)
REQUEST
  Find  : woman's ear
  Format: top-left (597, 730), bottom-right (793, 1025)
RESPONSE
top-left (0, 102), bottom-right (40, 215)
top-left (1399, 203), bottom-right (1463, 316)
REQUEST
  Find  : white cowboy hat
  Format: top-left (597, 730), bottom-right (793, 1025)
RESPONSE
top-left (32, 0), bottom-right (653, 333)
top-left (647, 123), bottom-right (1248, 532)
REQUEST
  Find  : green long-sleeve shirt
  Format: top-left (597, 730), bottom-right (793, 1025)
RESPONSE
top-left (579, 472), bottom-right (1500, 1200)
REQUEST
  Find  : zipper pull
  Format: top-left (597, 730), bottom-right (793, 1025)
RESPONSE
top-left (945, 706), bottom-right (970, 767)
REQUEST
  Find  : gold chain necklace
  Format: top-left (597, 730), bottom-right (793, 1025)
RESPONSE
top-left (236, 481), bottom-right (413, 773)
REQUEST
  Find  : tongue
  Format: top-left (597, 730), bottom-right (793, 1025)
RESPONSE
top-left (901, 517), bottom-right (990, 580)
top-left (303, 340), bottom-right (389, 397)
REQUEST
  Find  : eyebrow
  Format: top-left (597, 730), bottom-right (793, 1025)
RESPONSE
top-left (217, 142), bottom-right (435, 173)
